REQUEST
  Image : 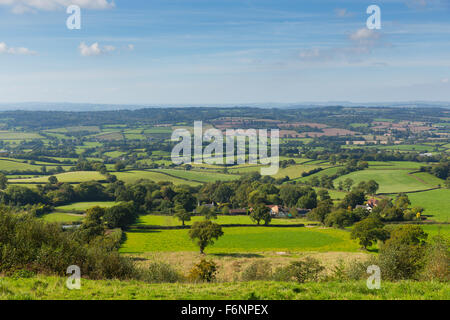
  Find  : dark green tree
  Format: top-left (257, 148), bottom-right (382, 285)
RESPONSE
top-left (189, 220), bottom-right (224, 254)
top-left (351, 217), bottom-right (389, 249)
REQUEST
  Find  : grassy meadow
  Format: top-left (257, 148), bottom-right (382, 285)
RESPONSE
top-left (334, 169), bottom-right (434, 194)
top-left (120, 225), bottom-right (360, 254)
top-left (0, 276), bottom-right (448, 300)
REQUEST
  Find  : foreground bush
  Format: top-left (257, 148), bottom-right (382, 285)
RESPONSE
top-left (273, 257), bottom-right (325, 283)
top-left (188, 259), bottom-right (218, 283)
top-left (241, 261), bottom-right (272, 281)
top-left (422, 236), bottom-right (450, 282)
top-left (0, 209), bottom-right (136, 280)
top-left (377, 225), bottom-right (427, 281)
top-left (140, 262), bottom-right (183, 283)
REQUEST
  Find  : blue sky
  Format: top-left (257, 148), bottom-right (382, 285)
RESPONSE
top-left (0, 0), bottom-right (449, 104)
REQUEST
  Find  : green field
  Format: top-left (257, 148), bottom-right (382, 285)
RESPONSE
top-left (0, 131), bottom-right (43, 140)
top-left (9, 171), bottom-right (106, 183)
top-left (270, 164), bottom-right (325, 179)
top-left (120, 226), bottom-right (359, 254)
top-left (367, 161), bottom-right (425, 170)
top-left (135, 215), bottom-right (309, 227)
top-left (0, 158), bottom-right (70, 172)
top-left (54, 201), bottom-right (120, 212)
top-left (41, 212), bottom-right (84, 223)
top-left (1, 277), bottom-right (447, 300)
top-left (114, 170), bottom-right (201, 186)
top-left (408, 189), bottom-right (450, 222)
top-left (377, 145), bottom-right (437, 152)
top-left (334, 169), bottom-right (432, 194)
top-left (411, 172), bottom-right (445, 187)
top-left (421, 224), bottom-right (450, 237)
top-left (295, 166), bottom-right (342, 182)
top-left (104, 151), bottom-right (127, 158)
top-left (157, 169), bottom-right (240, 183)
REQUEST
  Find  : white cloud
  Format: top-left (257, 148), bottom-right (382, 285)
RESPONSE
top-left (0, 41), bottom-right (36, 55)
top-left (78, 42), bottom-right (136, 56)
top-left (349, 28), bottom-right (381, 42)
top-left (441, 78), bottom-right (449, 83)
top-left (0, 0), bottom-right (114, 13)
top-left (79, 42), bottom-right (116, 56)
top-left (299, 28), bottom-right (384, 63)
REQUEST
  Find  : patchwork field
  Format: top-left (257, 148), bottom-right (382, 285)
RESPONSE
top-left (41, 212), bottom-right (84, 223)
top-left (114, 170), bottom-right (201, 186)
top-left (411, 172), bottom-right (446, 187)
top-left (54, 201), bottom-right (120, 212)
top-left (9, 171), bottom-right (106, 183)
top-left (334, 169), bottom-right (433, 194)
top-left (408, 189), bottom-right (450, 222)
top-left (156, 169), bottom-right (240, 183)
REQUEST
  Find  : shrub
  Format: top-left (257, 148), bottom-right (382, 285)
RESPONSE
top-left (11, 269), bottom-right (36, 279)
top-left (0, 209), bottom-right (137, 280)
top-left (140, 261), bottom-right (182, 283)
top-left (241, 261), bottom-right (272, 281)
top-left (188, 259), bottom-right (218, 283)
top-left (422, 236), bottom-right (450, 282)
top-left (377, 225), bottom-right (428, 281)
top-left (345, 257), bottom-right (378, 280)
top-left (273, 257), bottom-right (325, 283)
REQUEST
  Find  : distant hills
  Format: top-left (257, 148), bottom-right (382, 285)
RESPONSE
top-left (0, 101), bottom-right (448, 112)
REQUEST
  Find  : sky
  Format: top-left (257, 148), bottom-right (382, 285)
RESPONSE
top-left (0, 0), bottom-right (449, 105)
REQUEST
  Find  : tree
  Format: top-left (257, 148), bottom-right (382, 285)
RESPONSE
top-left (48, 175), bottom-right (58, 185)
top-left (307, 201), bottom-right (332, 223)
top-left (340, 190), bottom-right (366, 209)
top-left (296, 193), bottom-right (317, 209)
top-left (114, 161), bottom-right (126, 172)
top-left (445, 177), bottom-right (450, 189)
top-left (0, 173), bottom-right (8, 190)
top-left (212, 184), bottom-right (233, 203)
top-left (197, 205), bottom-right (217, 220)
top-left (395, 193), bottom-right (411, 210)
top-left (189, 220), bottom-right (224, 254)
top-left (173, 191), bottom-right (196, 212)
top-left (221, 206), bottom-right (230, 215)
top-left (324, 209), bottom-right (353, 228)
top-left (279, 184), bottom-right (300, 207)
top-left (317, 189), bottom-right (331, 201)
top-left (365, 180), bottom-right (379, 195)
top-left (344, 178), bottom-right (354, 191)
top-left (103, 202), bottom-right (137, 229)
top-left (174, 204), bottom-right (192, 226)
top-left (382, 206), bottom-right (404, 221)
top-left (250, 204), bottom-right (271, 225)
top-left (351, 217), bottom-right (389, 249)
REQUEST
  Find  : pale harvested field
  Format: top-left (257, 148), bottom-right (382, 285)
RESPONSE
top-left (128, 251), bottom-right (371, 282)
